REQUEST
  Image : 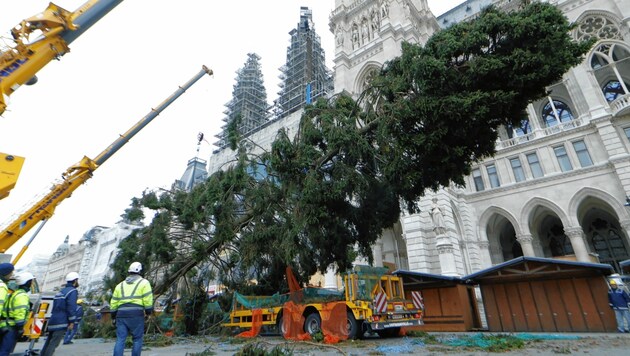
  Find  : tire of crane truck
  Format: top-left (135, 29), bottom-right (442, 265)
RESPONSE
top-left (276, 312), bottom-right (286, 336)
top-left (346, 311), bottom-right (361, 340)
top-left (304, 312), bottom-right (322, 335)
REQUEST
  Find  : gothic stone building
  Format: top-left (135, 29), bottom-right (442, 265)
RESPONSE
top-left (209, 0), bottom-right (630, 281)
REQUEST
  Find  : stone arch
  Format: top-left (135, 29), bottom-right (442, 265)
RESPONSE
top-left (570, 188), bottom-right (630, 272)
top-left (520, 197), bottom-right (570, 233)
top-left (478, 206), bottom-right (522, 239)
top-left (478, 206), bottom-right (522, 264)
top-left (520, 197), bottom-right (571, 258)
top-left (568, 187), bottom-right (629, 226)
top-left (353, 61), bottom-right (382, 95)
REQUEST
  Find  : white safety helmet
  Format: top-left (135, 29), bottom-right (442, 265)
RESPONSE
top-left (66, 271), bottom-right (80, 282)
top-left (15, 272), bottom-right (34, 286)
top-left (128, 262), bottom-right (143, 274)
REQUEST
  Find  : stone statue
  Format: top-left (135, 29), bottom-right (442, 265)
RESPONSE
top-left (430, 197), bottom-right (446, 235)
top-left (381, 1), bottom-right (390, 18)
top-left (352, 24), bottom-right (359, 49)
top-left (361, 19), bottom-right (369, 43)
top-left (371, 8), bottom-right (380, 32)
top-left (335, 26), bottom-right (344, 47)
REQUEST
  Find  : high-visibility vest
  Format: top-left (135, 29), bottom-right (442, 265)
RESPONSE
top-left (0, 289), bottom-right (29, 328)
top-left (0, 280), bottom-right (8, 317)
top-left (111, 277), bottom-right (153, 315)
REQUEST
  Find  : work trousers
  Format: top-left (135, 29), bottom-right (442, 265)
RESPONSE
top-left (40, 328), bottom-right (66, 356)
top-left (614, 309), bottom-right (630, 332)
top-left (113, 317), bottom-right (145, 356)
top-left (64, 321), bottom-right (81, 344)
top-left (0, 326), bottom-right (21, 356)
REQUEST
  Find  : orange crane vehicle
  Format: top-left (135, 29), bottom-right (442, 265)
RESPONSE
top-left (0, 0), bottom-right (126, 200)
top-left (224, 266), bottom-right (424, 340)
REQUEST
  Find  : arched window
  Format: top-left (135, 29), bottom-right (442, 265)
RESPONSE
top-left (547, 224), bottom-right (574, 257)
top-left (588, 218), bottom-right (630, 272)
top-left (576, 15), bottom-right (621, 42)
top-left (590, 43), bottom-right (630, 103)
top-left (602, 80), bottom-right (627, 102)
top-left (507, 117), bottom-right (531, 138)
top-left (542, 100), bottom-right (574, 127)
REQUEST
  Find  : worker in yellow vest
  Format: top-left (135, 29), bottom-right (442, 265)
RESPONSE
top-left (110, 262), bottom-right (153, 356)
top-left (0, 263), bottom-right (15, 351)
top-left (0, 263), bottom-right (14, 325)
top-left (0, 272), bottom-right (33, 356)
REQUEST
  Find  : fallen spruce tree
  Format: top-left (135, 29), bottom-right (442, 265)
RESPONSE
top-left (106, 3), bottom-right (592, 302)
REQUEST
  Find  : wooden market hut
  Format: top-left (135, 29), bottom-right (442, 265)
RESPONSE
top-left (464, 256), bottom-right (617, 332)
top-left (393, 270), bottom-right (482, 331)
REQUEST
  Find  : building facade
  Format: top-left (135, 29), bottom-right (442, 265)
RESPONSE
top-left (206, 0), bottom-right (630, 280)
top-left (392, 0), bottom-right (630, 277)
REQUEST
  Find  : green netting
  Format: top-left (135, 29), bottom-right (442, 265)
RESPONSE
top-left (234, 292), bottom-right (289, 309)
top-left (299, 287), bottom-right (344, 303)
top-left (207, 300), bottom-right (222, 312)
top-left (351, 265), bottom-right (389, 300)
top-left (159, 316), bottom-right (173, 330)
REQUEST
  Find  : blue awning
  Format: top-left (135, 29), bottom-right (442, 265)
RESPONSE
top-left (393, 270), bottom-right (464, 288)
top-left (463, 256), bottom-right (614, 284)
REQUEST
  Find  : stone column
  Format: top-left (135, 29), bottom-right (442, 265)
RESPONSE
top-left (564, 227), bottom-right (591, 262)
top-left (373, 241), bottom-right (384, 267)
top-left (324, 266), bottom-right (338, 290)
top-left (516, 234), bottom-right (536, 257)
top-left (436, 233), bottom-right (458, 276)
top-left (478, 240), bottom-right (493, 268)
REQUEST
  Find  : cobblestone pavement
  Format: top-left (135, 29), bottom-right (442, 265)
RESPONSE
top-left (11, 332), bottom-right (630, 355)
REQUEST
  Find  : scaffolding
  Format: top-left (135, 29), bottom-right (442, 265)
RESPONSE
top-left (213, 7), bottom-right (333, 151)
top-left (215, 53), bottom-right (270, 148)
top-left (276, 7), bottom-right (334, 119)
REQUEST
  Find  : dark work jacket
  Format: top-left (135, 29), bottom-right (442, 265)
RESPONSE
top-left (47, 282), bottom-right (78, 331)
top-left (608, 289), bottom-right (630, 310)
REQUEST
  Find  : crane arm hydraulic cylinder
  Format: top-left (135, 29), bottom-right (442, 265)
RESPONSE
top-left (0, 0), bottom-right (125, 115)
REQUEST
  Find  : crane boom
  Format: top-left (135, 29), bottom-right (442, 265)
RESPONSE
top-left (0, 0), bottom-right (125, 115)
top-left (0, 65), bottom-right (213, 260)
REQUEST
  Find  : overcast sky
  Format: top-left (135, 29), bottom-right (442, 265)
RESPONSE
top-left (0, 0), bottom-right (463, 267)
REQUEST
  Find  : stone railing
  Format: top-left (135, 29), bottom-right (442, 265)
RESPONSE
top-left (610, 93), bottom-right (630, 116)
top-left (496, 118), bottom-right (583, 150)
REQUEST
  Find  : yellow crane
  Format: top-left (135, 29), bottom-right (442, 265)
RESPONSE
top-left (0, 65), bottom-right (213, 265)
top-left (1, 0), bottom-right (126, 199)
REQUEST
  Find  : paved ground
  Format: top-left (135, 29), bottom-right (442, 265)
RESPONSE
top-left (12, 332), bottom-right (630, 355)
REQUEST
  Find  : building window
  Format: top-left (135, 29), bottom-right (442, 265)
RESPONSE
top-left (526, 152), bottom-right (544, 178)
top-left (507, 117), bottom-right (531, 138)
top-left (486, 164), bottom-right (500, 188)
top-left (542, 99), bottom-right (574, 127)
top-left (554, 145), bottom-right (573, 172)
top-left (510, 157), bottom-right (526, 182)
top-left (472, 169), bottom-right (484, 192)
top-left (603, 80), bottom-right (627, 102)
top-left (572, 140), bottom-right (593, 167)
top-left (624, 127), bottom-right (630, 141)
top-left (590, 43), bottom-right (630, 106)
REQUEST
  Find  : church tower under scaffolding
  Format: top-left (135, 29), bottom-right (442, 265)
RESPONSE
top-left (275, 7), bottom-right (334, 119)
